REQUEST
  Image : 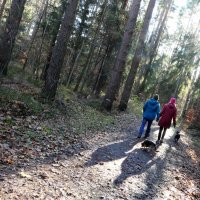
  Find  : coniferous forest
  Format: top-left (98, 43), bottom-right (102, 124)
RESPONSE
top-left (0, 0), bottom-right (200, 199)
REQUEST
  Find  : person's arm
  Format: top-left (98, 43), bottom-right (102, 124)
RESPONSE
top-left (160, 104), bottom-right (166, 117)
top-left (156, 103), bottom-right (160, 121)
top-left (143, 101), bottom-right (148, 112)
top-left (173, 108), bottom-right (177, 127)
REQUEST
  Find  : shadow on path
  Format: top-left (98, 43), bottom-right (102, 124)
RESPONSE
top-left (85, 137), bottom-right (140, 167)
top-left (113, 148), bottom-right (161, 185)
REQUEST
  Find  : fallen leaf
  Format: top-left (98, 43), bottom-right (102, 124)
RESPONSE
top-left (19, 172), bottom-right (32, 179)
top-left (7, 159), bottom-right (14, 165)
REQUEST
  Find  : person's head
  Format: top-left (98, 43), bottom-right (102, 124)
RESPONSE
top-left (169, 97), bottom-right (176, 104)
top-left (153, 94), bottom-right (159, 101)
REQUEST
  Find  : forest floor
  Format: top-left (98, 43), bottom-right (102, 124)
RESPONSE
top-left (0, 80), bottom-right (200, 200)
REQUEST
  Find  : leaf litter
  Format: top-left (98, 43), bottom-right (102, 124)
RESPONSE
top-left (0, 83), bottom-right (200, 199)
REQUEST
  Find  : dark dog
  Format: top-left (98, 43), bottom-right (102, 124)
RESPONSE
top-left (174, 131), bottom-right (180, 143)
top-left (141, 140), bottom-right (157, 151)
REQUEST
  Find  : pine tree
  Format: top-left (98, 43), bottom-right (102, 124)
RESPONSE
top-left (119, 0), bottom-right (157, 111)
top-left (0, 0), bottom-right (26, 76)
top-left (41, 0), bottom-right (78, 100)
top-left (101, 0), bottom-right (142, 111)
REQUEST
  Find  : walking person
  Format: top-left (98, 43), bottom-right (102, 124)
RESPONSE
top-left (138, 94), bottom-right (160, 138)
top-left (157, 97), bottom-right (177, 144)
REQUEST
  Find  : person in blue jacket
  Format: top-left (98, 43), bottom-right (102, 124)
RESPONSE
top-left (137, 94), bottom-right (160, 138)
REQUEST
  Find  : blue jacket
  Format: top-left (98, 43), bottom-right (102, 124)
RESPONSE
top-left (143, 98), bottom-right (160, 120)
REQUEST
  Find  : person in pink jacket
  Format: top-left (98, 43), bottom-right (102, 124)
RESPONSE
top-left (156, 97), bottom-right (177, 144)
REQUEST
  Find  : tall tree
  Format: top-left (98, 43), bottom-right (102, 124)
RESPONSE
top-left (41, 0), bottom-right (78, 100)
top-left (101, 0), bottom-right (142, 111)
top-left (67, 0), bottom-right (91, 84)
top-left (0, 0), bottom-right (7, 21)
top-left (74, 0), bottom-right (108, 92)
top-left (137, 0), bottom-right (173, 94)
top-left (22, 0), bottom-right (48, 70)
top-left (0, 0), bottom-right (26, 76)
top-left (119, 0), bottom-right (157, 111)
top-left (41, 0), bottom-right (67, 80)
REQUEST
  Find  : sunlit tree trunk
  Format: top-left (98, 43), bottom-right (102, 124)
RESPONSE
top-left (137, 0), bottom-right (172, 94)
top-left (0, 0), bottom-right (7, 20)
top-left (101, 0), bottom-right (142, 111)
top-left (119, 0), bottom-right (156, 111)
top-left (41, 0), bottom-right (78, 100)
top-left (0, 0), bottom-right (26, 76)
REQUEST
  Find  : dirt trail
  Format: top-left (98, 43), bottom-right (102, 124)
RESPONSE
top-left (0, 114), bottom-right (200, 200)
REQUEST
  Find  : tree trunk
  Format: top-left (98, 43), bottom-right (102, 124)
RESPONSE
top-left (119, 0), bottom-right (156, 111)
top-left (67, 0), bottom-right (91, 83)
top-left (41, 0), bottom-right (78, 100)
top-left (101, 0), bottom-right (142, 111)
top-left (80, 41), bottom-right (105, 92)
top-left (92, 44), bottom-right (112, 97)
top-left (74, 0), bottom-right (108, 92)
top-left (33, 21), bottom-right (48, 78)
top-left (0, 0), bottom-right (26, 76)
top-left (23, 0), bottom-right (47, 70)
top-left (180, 70), bottom-right (197, 119)
top-left (65, 41), bottom-right (85, 86)
top-left (0, 0), bottom-right (7, 20)
top-left (41, 1), bottom-right (66, 80)
top-left (137, 0), bottom-right (172, 94)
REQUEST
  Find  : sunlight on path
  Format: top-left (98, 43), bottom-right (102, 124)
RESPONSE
top-left (0, 122), bottom-right (199, 200)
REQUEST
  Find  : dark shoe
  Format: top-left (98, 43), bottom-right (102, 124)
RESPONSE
top-left (137, 136), bottom-right (141, 139)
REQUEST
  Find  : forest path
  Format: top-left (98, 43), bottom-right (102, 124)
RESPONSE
top-left (0, 113), bottom-right (200, 200)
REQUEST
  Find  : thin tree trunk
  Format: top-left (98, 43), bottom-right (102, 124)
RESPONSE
top-left (180, 70), bottom-right (197, 119)
top-left (80, 39), bottom-right (106, 92)
top-left (23, 0), bottom-right (47, 70)
top-left (33, 21), bottom-right (48, 78)
top-left (32, 0), bottom-right (49, 78)
top-left (0, 0), bottom-right (7, 20)
top-left (74, 0), bottom-right (108, 92)
top-left (101, 0), bottom-right (142, 111)
top-left (41, 0), bottom-right (78, 100)
top-left (0, 0), bottom-right (26, 76)
top-left (67, 2), bottom-right (100, 85)
top-left (92, 44), bottom-right (111, 97)
top-left (66, 41), bottom-right (85, 86)
top-left (67, 0), bottom-right (91, 83)
top-left (119, 0), bottom-right (156, 111)
top-left (137, 0), bottom-right (173, 94)
top-left (174, 64), bottom-right (184, 99)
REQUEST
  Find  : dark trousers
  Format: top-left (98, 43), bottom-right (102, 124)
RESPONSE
top-left (158, 126), bottom-right (167, 140)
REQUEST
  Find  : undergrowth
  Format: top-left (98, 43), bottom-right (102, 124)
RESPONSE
top-left (0, 86), bottom-right (43, 114)
top-left (69, 100), bottom-right (115, 134)
top-left (187, 129), bottom-right (200, 150)
top-left (127, 95), bottom-right (143, 117)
